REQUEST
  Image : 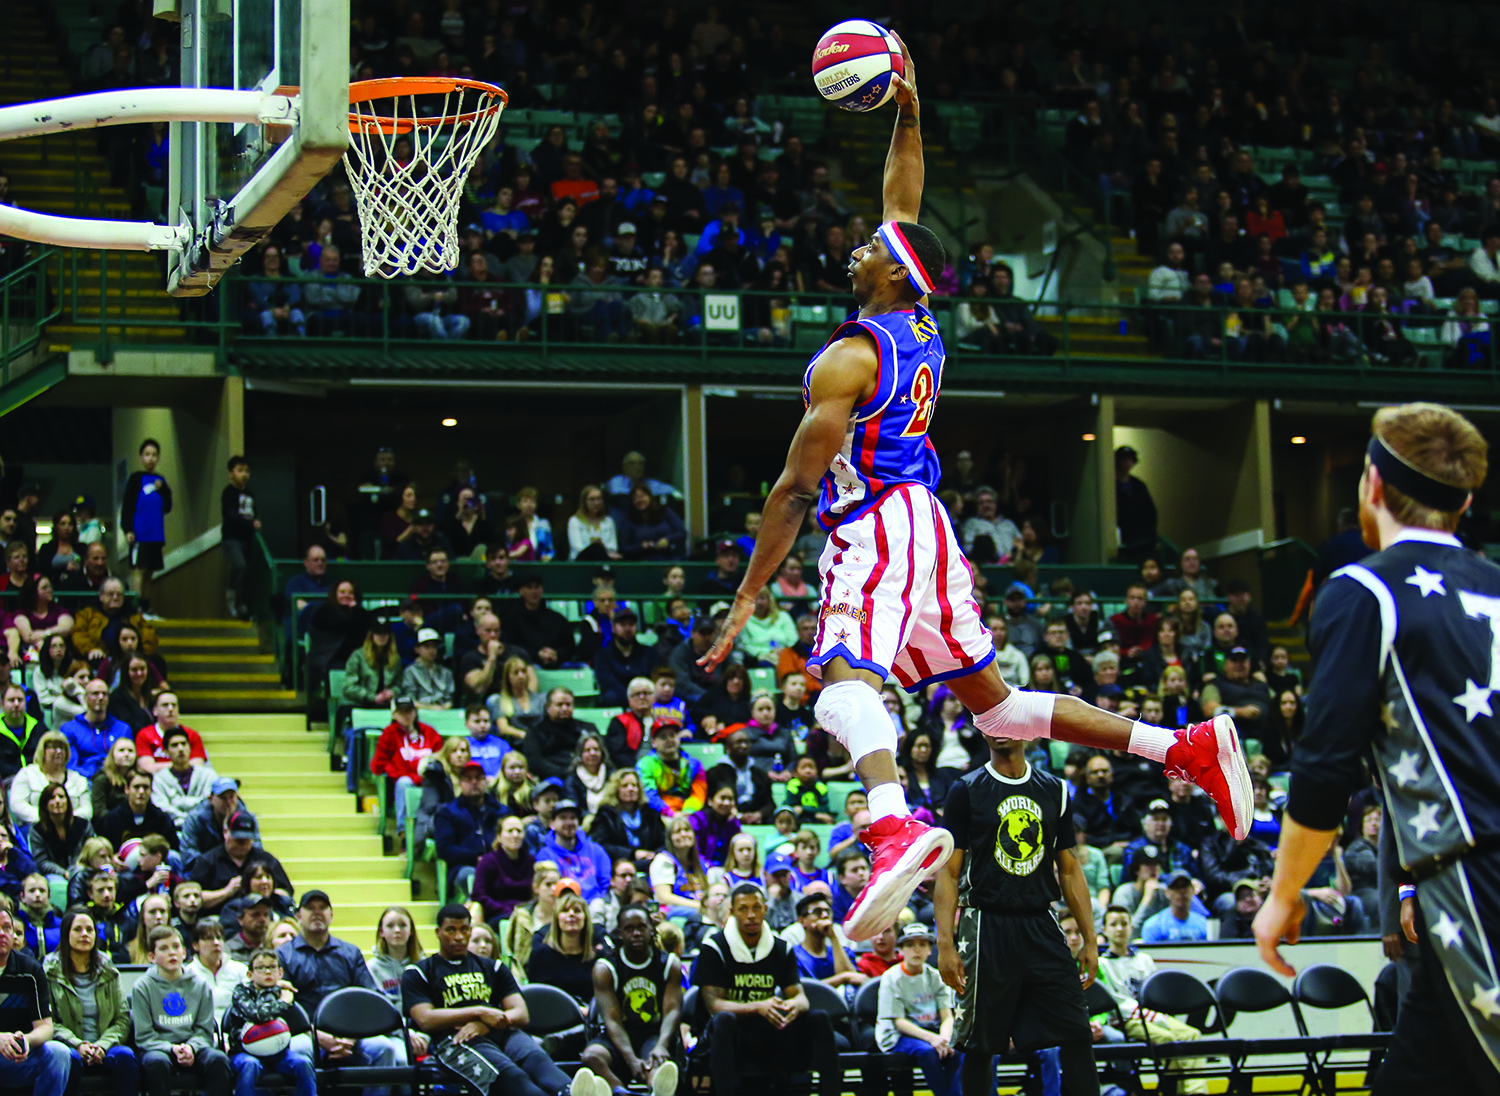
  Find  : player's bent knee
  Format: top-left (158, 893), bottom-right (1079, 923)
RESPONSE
top-left (814, 679), bottom-right (896, 764)
top-left (972, 688), bottom-right (1056, 742)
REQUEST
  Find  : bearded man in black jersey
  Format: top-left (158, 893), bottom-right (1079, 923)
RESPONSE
top-left (934, 735), bottom-right (1101, 1096)
top-left (581, 905), bottom-right (683, 1096)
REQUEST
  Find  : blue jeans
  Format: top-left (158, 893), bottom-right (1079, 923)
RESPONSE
top-left (892, 1035), bottom-right (963, 1096)
top-left (289, 1032), bottom-right (396, 1096)
top-left (68, 1044), bottom-right (138, 1095)
top-left (452, 864), bottom-right (476, 899)
top-left (234, 1048), bottom-right (316, 1096)
top-left (394, 775), bottom-right (417, 833)
top-left (0, 1039), bottom-right (70, 1096)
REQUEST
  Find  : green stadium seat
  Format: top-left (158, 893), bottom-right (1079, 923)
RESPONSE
top-left (535, 667), bottom-right (599, 697)
top-left (683, 741), bottom-right (725, 768)
top-left (747, 667), bottom-right (777, 694)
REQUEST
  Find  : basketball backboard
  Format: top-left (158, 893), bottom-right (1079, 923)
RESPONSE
top-left (165, 0), bottom-right (349, 296)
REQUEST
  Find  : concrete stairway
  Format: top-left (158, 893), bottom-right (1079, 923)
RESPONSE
top-left (195, 714), bottom-right (437, 943)
top-left (156, 619), bottom-right (298, 712)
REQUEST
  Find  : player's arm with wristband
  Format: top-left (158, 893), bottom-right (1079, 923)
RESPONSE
top-left (934, 780), bottom-right (969, 994)
top-left (1254, 575), bottom-right (1385, 975)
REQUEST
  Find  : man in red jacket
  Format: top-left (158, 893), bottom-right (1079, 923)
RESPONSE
top-left (369, 697), bottom-right (441, 846)
top-left (1108, 582), bottom-right (1160, 667)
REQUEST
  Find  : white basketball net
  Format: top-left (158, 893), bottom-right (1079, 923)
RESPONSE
top-left (344, 82), bottom-right (505, 278)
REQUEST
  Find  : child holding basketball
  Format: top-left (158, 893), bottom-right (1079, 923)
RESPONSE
top-left (224, 947), bottom-right (315, 1096)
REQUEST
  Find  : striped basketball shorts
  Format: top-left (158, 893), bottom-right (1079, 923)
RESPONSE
top-left (807, 484), bottom-right (996, 693)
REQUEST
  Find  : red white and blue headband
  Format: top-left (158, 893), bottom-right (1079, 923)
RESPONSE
top-left (876, 222), bottom-right (935, 297)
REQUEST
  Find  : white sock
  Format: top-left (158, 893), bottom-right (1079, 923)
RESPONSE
top-left (1128, 720), bottom-right (1176, 764)
top-left (867, 782), bottom-right (911, 823)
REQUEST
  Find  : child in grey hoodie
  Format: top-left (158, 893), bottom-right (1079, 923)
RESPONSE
top-left (129, 926), bottom-right (232, 1096)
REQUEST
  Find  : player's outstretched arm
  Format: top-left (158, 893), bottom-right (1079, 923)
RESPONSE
top-left (882, 33), bottom-right (922, 227)
top-left (698, 336), bottom-right (875, 670)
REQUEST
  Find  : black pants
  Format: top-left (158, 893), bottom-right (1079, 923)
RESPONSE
top-left (140, 1047), bottom-right (232, 1096)
top-left (1373, 851), bottom-right (1500, 1092)
top-left (706, 1010), bottom-right (840, 1096)
top-left (958, 1045), bottom-right (1099, 1096)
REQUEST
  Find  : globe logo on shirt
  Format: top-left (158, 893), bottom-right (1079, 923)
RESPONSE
top-left (994, 795), bottom-right (1044, 876)
top-left (162, 991), bottom-right (187, 1016)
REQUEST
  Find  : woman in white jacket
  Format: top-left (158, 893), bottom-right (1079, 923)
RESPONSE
top-left (10, 730), bottom-right (92, 823)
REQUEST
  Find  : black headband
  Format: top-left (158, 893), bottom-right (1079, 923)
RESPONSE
top-left (1367, 435), bottom-right (1470, 512)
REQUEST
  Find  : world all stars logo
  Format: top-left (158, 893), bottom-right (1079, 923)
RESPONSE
top-left (994, 795), bottom-right (1044, 876)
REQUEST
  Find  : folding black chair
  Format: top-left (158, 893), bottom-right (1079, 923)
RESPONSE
top-left (849, 978), bottom-right (915, 1096)
top-left (1137, 968), bottom-right (1240, 1090)
top-left (521, 982), bottom-right (588, 1061)
top-left (1215, 966), bottom-right (1320, 1095)
top-left (799, 979), bottom-right (854, 1046)
top-left (1081, 981), bottom-right (1146, 1092)
top-left (1292, 964), bottom-right (1390, 1094)
top-left (311, 987), bottom-right (422, 1091)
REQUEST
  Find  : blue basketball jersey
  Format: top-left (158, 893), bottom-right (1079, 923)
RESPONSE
top-left (801, 304), bottom-right (946, 530)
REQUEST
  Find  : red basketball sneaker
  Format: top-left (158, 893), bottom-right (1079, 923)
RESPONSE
top-left (843, 814), bottom-right (954, 941)
top-left (1164, 713), bottom-right (1253, 841)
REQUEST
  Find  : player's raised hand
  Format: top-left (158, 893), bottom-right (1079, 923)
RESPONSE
top-left (698, 590), bottom-right (756, 671)
top-left (891, 32), bottom-right (917, 112)
top-left (1252, 890), bottom-right (1306, 977)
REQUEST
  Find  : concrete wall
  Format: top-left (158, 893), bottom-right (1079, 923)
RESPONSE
top-left (1114, 400), bottom-right (1275, 554)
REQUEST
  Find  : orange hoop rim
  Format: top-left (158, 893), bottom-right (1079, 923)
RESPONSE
top-left (346, 77), bottom-right (508, 132)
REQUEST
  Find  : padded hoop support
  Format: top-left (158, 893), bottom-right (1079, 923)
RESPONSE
top-left (0, 88), bottom-right (298, 252)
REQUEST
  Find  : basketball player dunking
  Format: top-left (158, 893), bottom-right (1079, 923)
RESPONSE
top-left (701, 38), bottom-right (1253, 940)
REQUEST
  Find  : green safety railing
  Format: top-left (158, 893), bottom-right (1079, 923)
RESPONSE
top-left (0, 248), bottom-right (63, 382)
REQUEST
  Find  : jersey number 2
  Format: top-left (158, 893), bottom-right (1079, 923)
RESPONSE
top-left (900, 361), bottom-right (938, 437)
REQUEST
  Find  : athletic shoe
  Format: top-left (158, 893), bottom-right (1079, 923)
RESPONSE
top-left (843, 814), bottom-right (954, 941)
top-left (651, 1060), bottom-right (679, 1096)
top-left (1164, 713), bottom-right (1253, 842)
top-left (569, 1067), bottom-right (601, 1096)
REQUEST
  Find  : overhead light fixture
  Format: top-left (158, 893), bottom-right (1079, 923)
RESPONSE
top-left (1081, 433), bottom-right (1096, 441)
top-left (441, 417), bottom-right (457, 427)
top-left (1290, 436), bottom-right (1307, 445)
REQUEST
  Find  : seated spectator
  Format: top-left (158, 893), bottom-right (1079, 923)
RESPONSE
top-left (526, 889), bottom-right (598, 1003)
top-left (134, 693), bottom-right (208, 776)
top-left (370, 697), bottom-right (442, 841)
top-left (488, 657), bottom-right (544, 743)
top-left (738, 589), bottom-right (797, 670)
top-left (434, 762), bottom-right (504, 898)
top-left (690, 784), bottom-right (742, 870)
top-left (538, 798), bottom-right (612, 902)
top-left (1199, 648), bottom-right (1273, 738)
top-left (403, 903), bottom-right (573, 1096)
top-left (637, 722), bottom-right (707, 817)
top-left (17, 872), bottom-right (60, 957)
top-left (784, 756), bottom-right (832, 826)
top-left (83, 871), bottom-right (130, 963)
top-left (223, 945), bottom-right (318, 1096)
top-left (501, 576), bottom-right (572, 669)
top-left (1216, 878), bottom-right (1265, 941)
top-left (179, 778), bottom-right (251, 870)
top-left (10, 730), bottom-right (91, 825)
top-left (30, 782), bottom-right (94, 887)
top-left (473, 815), bottom-right (536, 923)
top-left (59, 678), bottom-right (131, 781)
top-left (130, 926), bottom-right (233, 1095)
top-left (190, 811), bottom-right (292, 917)
top-left (1075, 909), bottom-right (1208, 1091)
top-left (97, 769), bottom-right (179, 859)
top-left (44, 906), bottom-right (138, 1093)
top-left (0, 682), bottom-right (42, 781)
top-left (696, 884), bottom-right (841, 1096)
top-left (589, 769), bottom-right (666, 867)
top-left (651, 815), bottom-right (709, 921)
top-left (876, 923), bottom-right (960, 1096)
top-left (72, 577), bottom-right (157, 664)
top-left (564, 733), bottom-right (612, 817)
top-left (522, 688), bottom-right (590, 781)
top-left (619, 484), bottom-right (688, 560)
top-left (792, 891), bottom-right (866, 989)
top-left (222, 893), bottom-right (275, 963)
top-left (828, 848), bottom-right (871, 925)
top-left (1442, 286), bottom-right (1491, 368)
top-left (275, 890), bottom-right (399, 1072)
top-left (107, 657), bottom-right (156, 733)
top-left (603, 678), bottom-right (659, 770)
top-left (990, 266), bottom-right (1057, 355)
top-left (460, 613), bottom-right (531, 704)
top-left (150, 728), bottom-right (218, 824)
top-left (1469, 226), bottom-right (1500, 298)
top-left (401, 627), bottom-right (454, 710)
top-left (707, 730), bottom-right (775, 824)
top-left (340, 621), bottom-right (402, 715)
top-left (1140, 870), bottom-right (1210, 943)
